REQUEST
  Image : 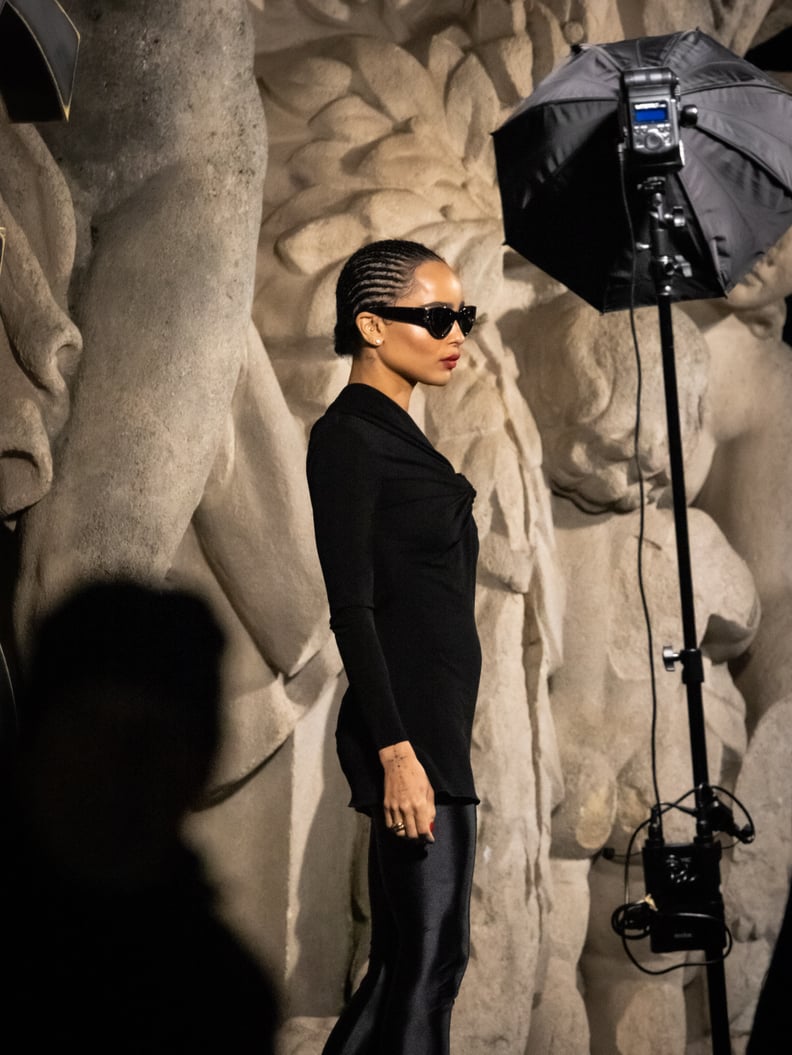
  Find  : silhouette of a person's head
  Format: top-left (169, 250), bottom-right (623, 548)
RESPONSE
top-left (8, 580), bottom-right (281, 1051)
top-left (19, 579), bottom-right (225, 889)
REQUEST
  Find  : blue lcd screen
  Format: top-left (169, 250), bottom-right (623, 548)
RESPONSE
top-left (633, 103), bottom-right (668, 124)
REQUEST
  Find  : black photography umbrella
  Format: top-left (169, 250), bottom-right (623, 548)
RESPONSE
top-left (493, 28), bottom-right (792, 311)
top-left (492, 28), bottom-right (790, 1055)
top-left (0, 0), bottom-right (80, 121)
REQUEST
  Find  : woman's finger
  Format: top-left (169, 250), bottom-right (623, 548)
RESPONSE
top-left (414, 803), bottom-right (435, 842)
top-left (402, 812), bottom-right (419, 840)
top-left (386, 809), bottom-right (408, 837)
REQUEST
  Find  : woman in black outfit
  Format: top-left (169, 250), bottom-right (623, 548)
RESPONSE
top-left (307, 239), bottom-right (481, 1055)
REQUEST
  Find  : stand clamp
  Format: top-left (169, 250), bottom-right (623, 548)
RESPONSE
top-left (662, 644), bottom-right (704, 685)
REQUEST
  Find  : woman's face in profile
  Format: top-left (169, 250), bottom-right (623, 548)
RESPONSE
top-left (370, 261), bottom-right (471, 389)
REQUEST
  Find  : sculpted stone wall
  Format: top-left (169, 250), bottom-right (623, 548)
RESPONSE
top-left (1, 2), bottom-right (791, 1053)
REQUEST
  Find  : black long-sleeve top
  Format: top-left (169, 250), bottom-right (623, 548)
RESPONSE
top-left (307, 383), bottom-right (480, 810)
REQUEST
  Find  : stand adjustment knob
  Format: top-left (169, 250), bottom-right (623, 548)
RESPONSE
top-left (662, 645), bottom-right (680, 671)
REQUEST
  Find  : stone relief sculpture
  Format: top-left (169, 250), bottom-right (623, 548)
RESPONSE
top-left (0, 121), bottom-right (81, 525)
top-left (517, 294), bottom-right (758, 1053)
top-left (424, 324), bottom-right (564, 1054)
top-left (681, 225), bottom-right (792, 1045)
top-left (13, 0), bottom-right (331, 776)
top-left (248, 4), bottom-right (780, 1050)
top-left (0, 119), bottom-right (82, 749)
top-left (9, 0), bottom-right (332, 982)
top-left (0, 1), bottom-right (789, 1053)
top-left (251, 15), bottom-right (566, 1051)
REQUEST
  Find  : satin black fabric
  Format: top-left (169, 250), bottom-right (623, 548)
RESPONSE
top-left (307, 383), bottom-right (481, 809)
top-left (323, 804), bottom-right (477, 1055)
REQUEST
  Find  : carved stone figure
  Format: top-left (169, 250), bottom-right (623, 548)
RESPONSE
top-left (251, 13), bottom-right (567, 1052)
top-left (424, 322), bottom-right (563, 1054)
top-left (17, 1), bottom-right (330, 679)
top-left (0, 121), bottom-right (80, 524)
top-left (682, 224), bottom-right (792, 1046)
top-left (517, 294), bottom-right (758, 1053)
top-left (0, 119), bottom-right (82, 749)
top-left (10, 0), bottom-right (331, 985)
top-left (1, 3), bottom-right (789, 1053)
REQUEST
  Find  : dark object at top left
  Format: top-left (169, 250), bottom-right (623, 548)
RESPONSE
top-left (0, 0), bottom-right (79, 121)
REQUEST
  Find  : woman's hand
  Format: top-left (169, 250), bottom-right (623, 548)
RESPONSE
top-left (378, 740), bottom-right (435, 841)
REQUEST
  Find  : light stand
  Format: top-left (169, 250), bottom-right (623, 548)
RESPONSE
top-left (491, 35), bottom-right (779, 1055)
top-left (623, 177), bottom-right (755, 1055)
top-left (605, 65), bottom-right (756, 1055)
top-left (648, 181), bottom-right (729, 1054)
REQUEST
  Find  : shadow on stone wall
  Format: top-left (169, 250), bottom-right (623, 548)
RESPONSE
top-left (1, 3), bottom-right (791, 1054)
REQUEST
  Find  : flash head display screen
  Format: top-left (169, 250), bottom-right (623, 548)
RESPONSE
top-left (633, 102), bottom-right (669, 124)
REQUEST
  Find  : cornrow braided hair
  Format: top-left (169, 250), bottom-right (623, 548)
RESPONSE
top-left (334, 238), bottom-right (445, 357)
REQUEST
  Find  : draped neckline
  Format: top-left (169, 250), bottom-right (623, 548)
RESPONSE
top-left (330, 383), bottom-right (453, 471)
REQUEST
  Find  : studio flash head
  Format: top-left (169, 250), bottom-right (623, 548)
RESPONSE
top-left (620, 66), bottom-right (696, 176)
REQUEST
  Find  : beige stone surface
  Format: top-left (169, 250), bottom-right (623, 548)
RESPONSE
top-left (721, 698), bottom-right (792, 1042)
top-left (426, 328), bottom-right (563, 1053)
top-left (3, 3), bottom-right (792, 1054)
top-left (17, 0), bottom-right (261, 597)
top-left (517, 285), bottom-right (758, 1052)
top-left (0, 123), bottom-right (81, 520)
top-left (275, 1016), bottom-right (335, 1055)
top-left (686, 232), bottom-right (792, 1048)
top-left (251, 13), bottom-right (566, 1048)
top-left (691, 257), bottom-right (792, 729)
top-left (526, 858), bottom-right (591, 1055)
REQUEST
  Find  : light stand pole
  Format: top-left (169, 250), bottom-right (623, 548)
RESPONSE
top-left (641, 182), bottom-right (734, 1055)
top-left (609, 65), bottom-right (755, 1055)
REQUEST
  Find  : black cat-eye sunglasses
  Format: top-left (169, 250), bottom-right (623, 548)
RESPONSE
top-left (369, 303), bottom-right (477, 340)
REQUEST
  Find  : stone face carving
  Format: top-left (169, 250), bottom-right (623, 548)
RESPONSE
top-left (0, 123), bottom-right (81, 522)
top-left (518, 298), bottom-right (712, 513)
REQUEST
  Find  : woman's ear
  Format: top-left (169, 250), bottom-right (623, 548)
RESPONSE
top-left (355, 311), bottom-right (384, 347)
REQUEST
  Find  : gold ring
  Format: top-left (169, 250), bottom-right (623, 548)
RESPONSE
top-left (390, 821), bottom-right (406, 833)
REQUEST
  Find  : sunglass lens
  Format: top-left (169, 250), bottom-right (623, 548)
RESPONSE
top-left (425, 307), bottom-right (455, 339)
top-left (459, 306), bottom-right (476, 336)
top-left (422, 305), bottom-right (477, 338)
